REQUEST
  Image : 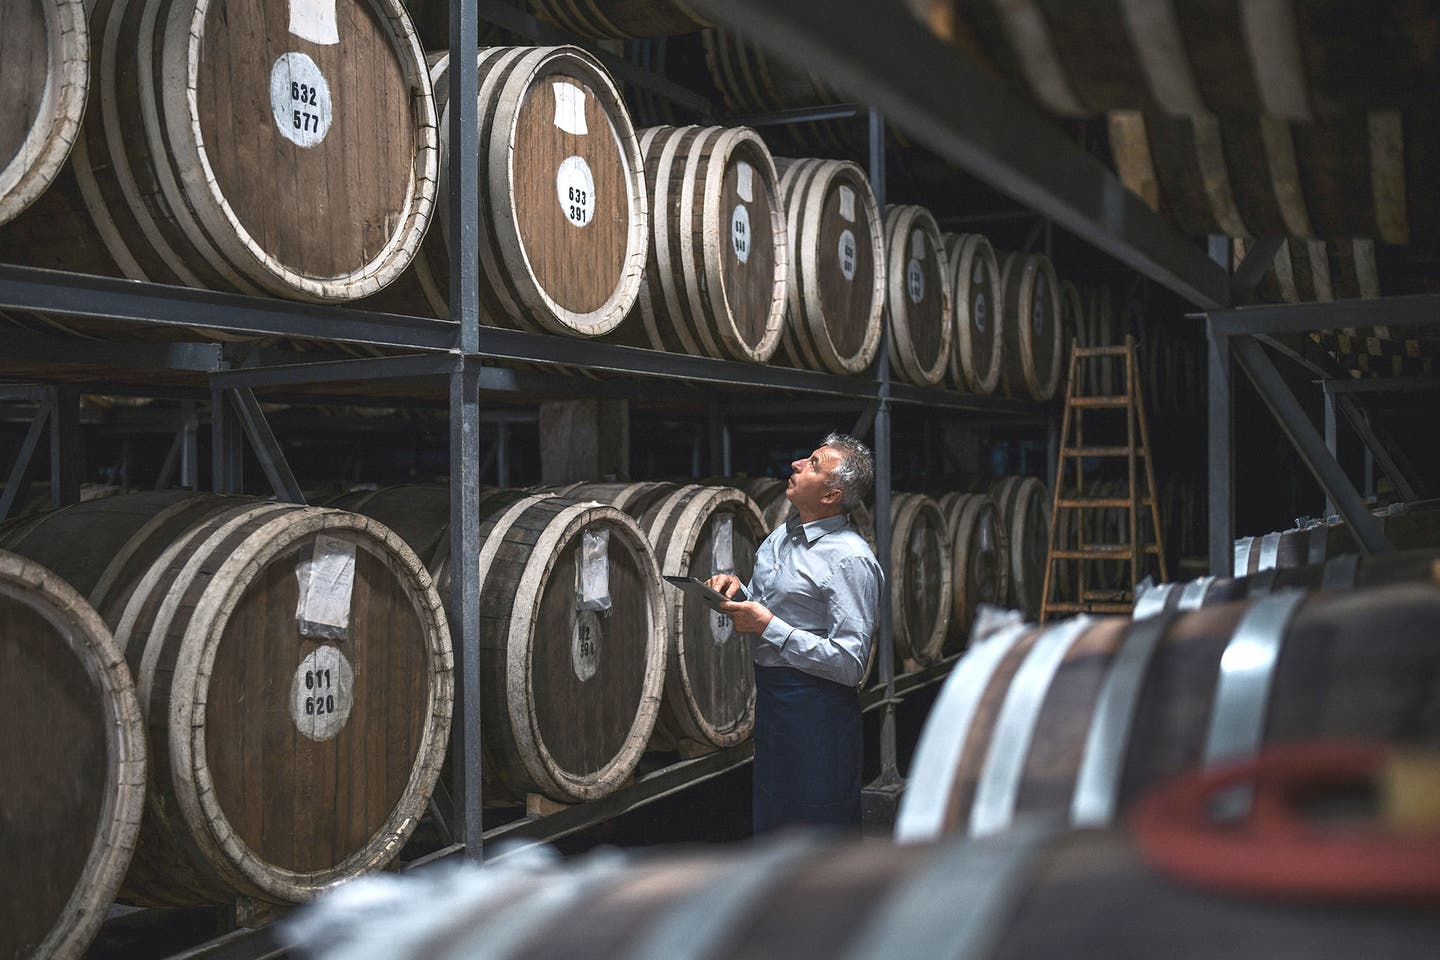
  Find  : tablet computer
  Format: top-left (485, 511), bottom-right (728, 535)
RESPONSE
top-left (663, 575), bottom-right (747, 609)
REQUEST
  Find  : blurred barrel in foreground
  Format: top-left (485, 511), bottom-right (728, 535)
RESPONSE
top-left (283, 819), bottom-right (1440, 960)
top-left (0, 550), bottom-right (144, 959)
top-left (896, 583), bottom-right (1440, 842)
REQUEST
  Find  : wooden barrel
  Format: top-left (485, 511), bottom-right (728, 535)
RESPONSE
top-left (885, 205), bottom-right (952, 387)
top-left (998, 251), bottom-right (1064, 401)
top-left (945, 232), bottom-right (1003, 394)
top-left (0, 0), bottom-right (88, 229)
top-left (1, 495), bottom-right (453, 906)
top-left (335, 485), bottom-right (669, 804)
top-left (936, 492), bottom-right (1002, 650)
top-left (1136, 547), bottom-right (1440, 618)
top-left (989, 475), bottom-right (1050, 617)
top-left (889, 493), bottom-right (951, 665)
top-left (1234, 502), bottom-right (1440, 578)
top-left (0, 551), bottom-right (144, 960)
top-left (529, 0), bottom-right (712, 38)
top-left (373, 46), bottom-right (648, 334)
top-left (897, 582), bottom-right (1440, 841)
top-left (616, 125), bottom-right (787, 363)
top-left (566, 482), bottom-right (766, 750)
top-left (284, 822), bottom-right (1440, 959)
top-left (774, 157), bottom-right (885, 376)
top-left (0, 0), bottom-right (438, 301)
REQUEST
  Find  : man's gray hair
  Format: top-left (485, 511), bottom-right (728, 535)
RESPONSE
top-left (821, 432), bottom-right (874, 512)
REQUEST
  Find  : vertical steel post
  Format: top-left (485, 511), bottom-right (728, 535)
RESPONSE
top-left (1206, 326), bottom-right (1233, 576)
top-left (48, 386), bottom-right (81, 508)
top-left (496, 420), bottom-right (510, 488)
top-left (210, 388), bottom-right (244, 494)
top-left (1323, 389), bottom-right (1338, 517)
top-left (180, 400), bottom-right (199, 491)
top-left (449, 0), bottom-right (485, 860)
top-left (865, 108), bottom-right (903, 816)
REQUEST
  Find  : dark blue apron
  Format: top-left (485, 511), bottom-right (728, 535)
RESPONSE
top-left (752, 664), bottom-right (862, 833)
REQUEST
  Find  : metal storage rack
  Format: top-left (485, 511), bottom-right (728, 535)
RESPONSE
top-left (3, 0), bottom-right (1356, 955)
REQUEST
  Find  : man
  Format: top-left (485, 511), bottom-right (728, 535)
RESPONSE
top-left (708, 433), bottom-right (882, 832)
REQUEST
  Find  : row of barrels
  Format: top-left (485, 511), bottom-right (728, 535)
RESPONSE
top-left (0, 6), bottom-right (1064, 397)
top-left (1233, 498), bottom-right (1440, 578)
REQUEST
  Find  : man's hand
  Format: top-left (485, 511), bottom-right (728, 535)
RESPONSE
top-left (719, 599), bottom-right (773, 635)
top-left (706, 573), bottom-right (744, 598)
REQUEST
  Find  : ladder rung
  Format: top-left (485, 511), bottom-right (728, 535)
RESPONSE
top-left (1051, 545), bottom-right (1161, 560)
top-left (1068, 396), bottom-right (1130, 408)
top-left (1072, 345), bottom-right (1129, 358)
top-left (1045, 601), bottom-right (1134, 614)
top-left (1055, 498), bottom-right (1153, 509)
top-left (1062, 446), bottom-right (1147, 458)
top-left (1081, 589), bottom-right (1132, 602)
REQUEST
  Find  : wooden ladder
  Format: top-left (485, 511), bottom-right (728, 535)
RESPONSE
top-left (1040, 334), bottom-right (1167, 621)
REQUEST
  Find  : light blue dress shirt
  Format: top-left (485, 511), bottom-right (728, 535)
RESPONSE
top-left (745, 511), bottom-right (883, 687)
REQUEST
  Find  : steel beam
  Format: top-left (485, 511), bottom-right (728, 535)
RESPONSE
top-left (0, 265), bottom-right (456, 351)
top-left (1323, 389), bottom-right (1339, 516)
top-left (229, 389), bottom-right (304, 504)
top-left (734, 103), bottom-right (861, 127)
top-left (0, 400), bottom-right (50, 521)
top-left (1207, 329), bottom-right (1233, 575)
top-left (687, 0), bottom-right (1230, 309)
top-left (211, 355), bottom-right (453, 390)
top-left (850, 401), bottom-right (877, 442)
top-left (1, 330), bottom-right (224, 373)
top-left (1231, 337), bottom-right (1392, 554)
top-left (1230, 237), bottom-right (1284, 302)
top-left (210, 388), bottom-right (244, 494)
top-left (1256, 333), bottom-right (1344, 380)
top-left (1209, 293), bottom-right (1440, 337)
top-left (1322, 377), bottom-right (1440, 395)
top-left (1333, 394), bottom-right (1420, 502)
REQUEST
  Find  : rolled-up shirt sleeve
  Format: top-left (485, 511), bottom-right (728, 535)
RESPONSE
top-left (757, 555), bottom-right (879, 687)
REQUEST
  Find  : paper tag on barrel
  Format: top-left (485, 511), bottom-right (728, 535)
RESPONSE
top-left (572, 528), bottom-right (610, 682)
top-left (288, 0), bottom-right (339, 45)
top-left (296, 533), bottom-right (357, 641)
top-left (710, 514), bottom-right (736, 644)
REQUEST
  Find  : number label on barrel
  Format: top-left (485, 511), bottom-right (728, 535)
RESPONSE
top-left (907, 258), bottom-right (925, 304)
top-left (838, 229), bottom-right (857, 281)
top-left (572, 610), bottom-right (602, 682)
top-left (974, 293), bottom-right (987, 333)
top-left (710, 609), bottom-right (735, 644)
top-left (270, 53), bottom-right (333, 148)
top-left (290, 645), bottom-right (354, 741)
top-left (731, 204), bottom-right (751, 263)
top-left (556, 156), bottom-right (595, 228)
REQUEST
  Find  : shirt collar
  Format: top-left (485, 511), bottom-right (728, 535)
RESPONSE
top-left (785, 511), bottom-right (849, 545)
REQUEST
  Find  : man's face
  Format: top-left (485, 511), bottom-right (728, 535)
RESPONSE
top-left (786, 446), bottom-right (844, 515)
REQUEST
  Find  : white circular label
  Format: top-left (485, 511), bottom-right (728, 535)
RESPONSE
top-left (907, 258), bottom-right (925, 304)
top-left (974, 293), bottom-right (988, 334)
top-left (290, 645), bottom-right (354, 741)
top-left (838, 229), bottom-right (857, 281)
top-left (710, 608), bottom-right (735, 645)
top-left (572, 610), bottom-right (602, 682)
top-left (731, 204), bottom-right (751, 263)
top-left (557, 155), bottom-right (595, 228)
top-left (270, 53), bottom-right (333, 148)
top-left (1033, 275), bottom-right (1047, 336)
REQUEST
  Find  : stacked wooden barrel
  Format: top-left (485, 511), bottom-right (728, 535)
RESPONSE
top-left (888, 493), bottom-right (951, 665)
top-left (616, 125), bottom-right (788, 362)
top-left (0, 550), bottom-right (144, 959)
top-left (0, 0), bottom-right (439, 302)
top-left (885, 205), bottom-right (953, 387)
top-left (774, 158), bottom-right (885, 375)
top-left (0, 493), bottom-right (453, 905)
top-left (945, 232), bottom-right (1003, 394)
top-left (997, 250), bottom-right (1063, 401)
top-left (529, 0), bottom-right (712, 37)
top-left (332, 484), bottom-right (668, 804)
top-left (0, 0), bottom-right (88, 229)
top-left (565, 482), bottom-right (766, 750)
top-left (989, 475), bottom-right (1050, 617)
top-left (375, 46), bottom-right (649, 335)
top-left (897, 582), bottom-right (1440, 841)
top-left (935, 492), bottom-right (1001, 649)
top-left (1233, 500), bottom-right (1440, 578)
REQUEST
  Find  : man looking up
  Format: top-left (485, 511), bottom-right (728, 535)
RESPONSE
top-left (708, 433), bottom-right (882, 832)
